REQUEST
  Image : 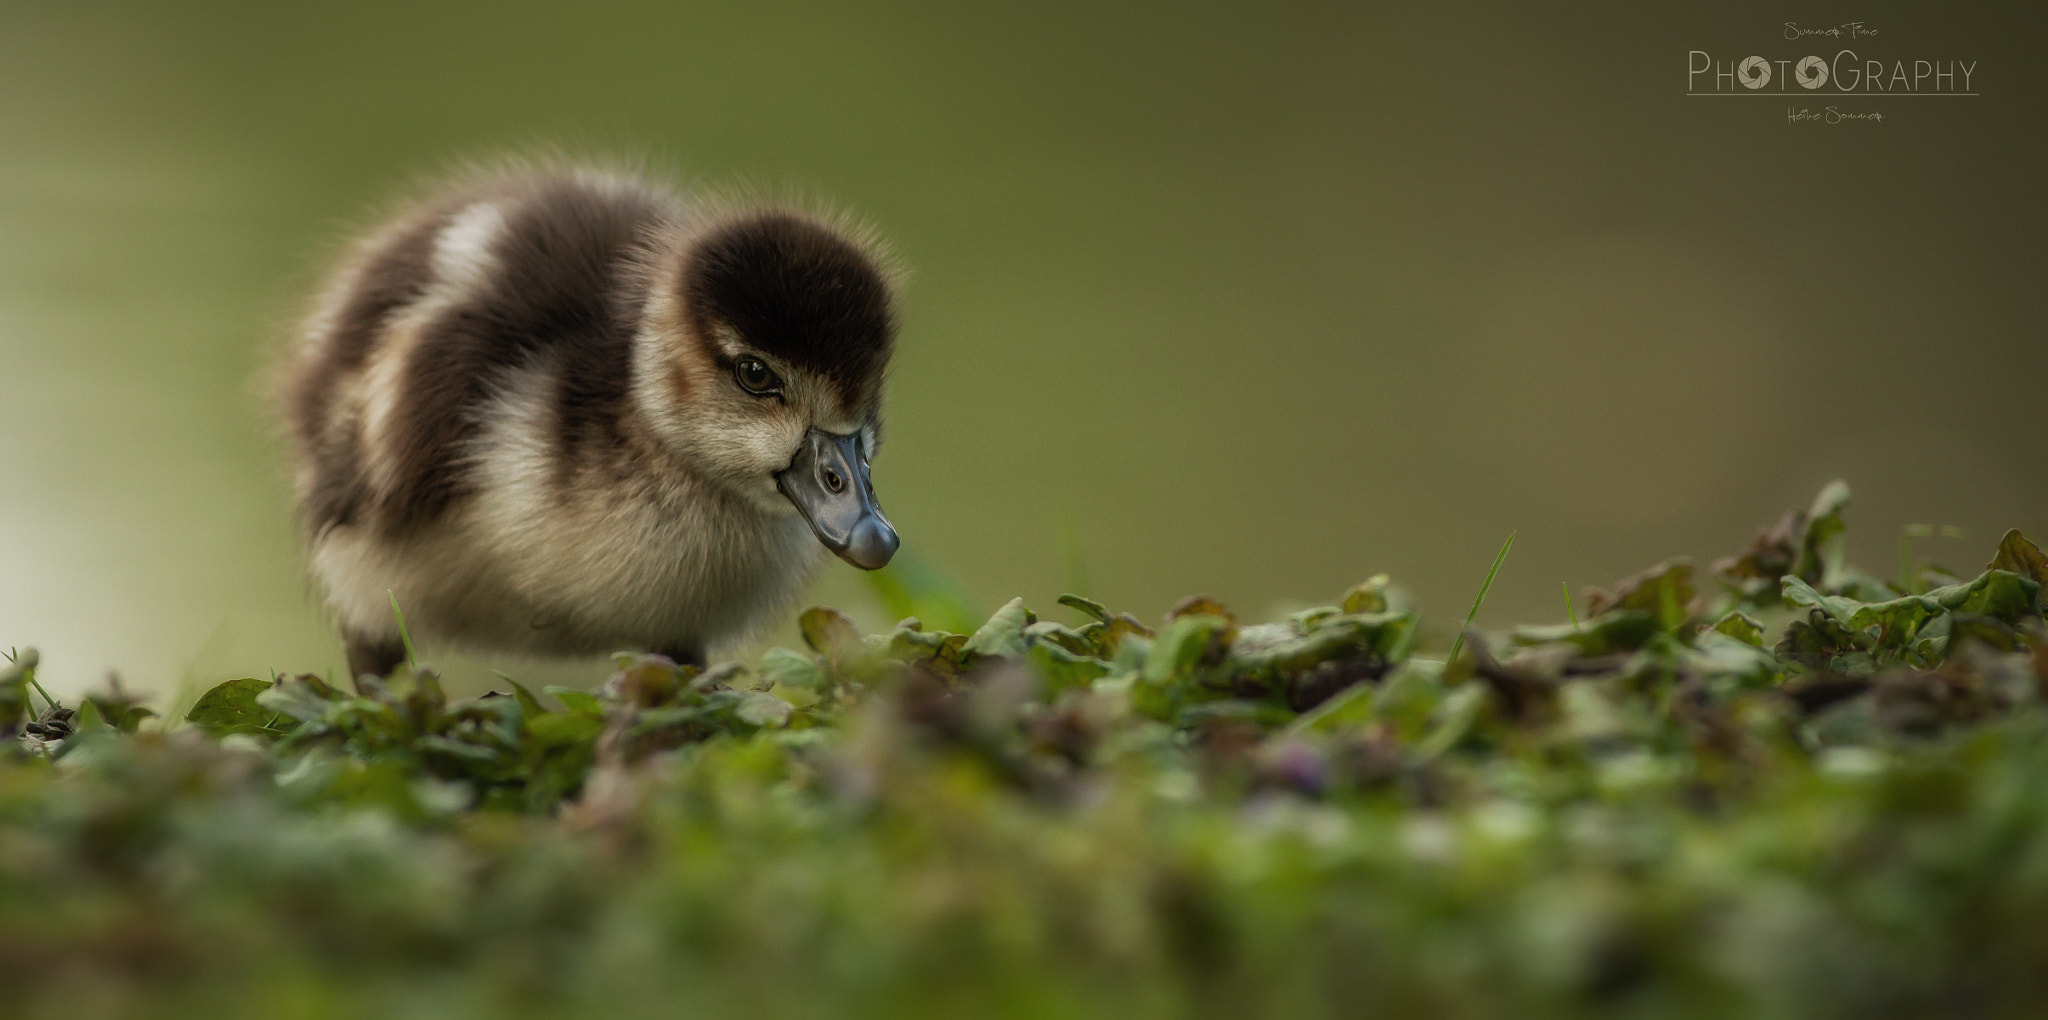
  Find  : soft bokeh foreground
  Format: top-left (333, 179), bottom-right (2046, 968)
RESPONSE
top-left (0, 1), bottom-right (2041, 695)
top-left (3, 486), bottom-right (2048, 1017)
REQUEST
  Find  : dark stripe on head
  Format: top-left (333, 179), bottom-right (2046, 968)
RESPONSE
top-left (680, 212), bottom-right (895, 414)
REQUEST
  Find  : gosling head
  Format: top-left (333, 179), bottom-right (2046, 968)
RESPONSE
top-left (637, 209), bottom-right (901, 570)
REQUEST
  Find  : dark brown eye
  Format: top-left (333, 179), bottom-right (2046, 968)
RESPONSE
top-left (733, 358), bottom-right (780, 396)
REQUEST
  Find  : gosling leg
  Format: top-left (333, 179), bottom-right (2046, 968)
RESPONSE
top-left (344, 631), bottom-right (408, 682)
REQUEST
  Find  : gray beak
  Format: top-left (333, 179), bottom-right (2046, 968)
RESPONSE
top-left (775, 429), bottom-right (899, 570)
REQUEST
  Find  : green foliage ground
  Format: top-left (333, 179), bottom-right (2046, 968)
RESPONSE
top-left (6, 482), bottom-right (2048, 1019)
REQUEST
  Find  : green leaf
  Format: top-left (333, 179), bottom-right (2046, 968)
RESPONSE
top-left (1340, 574), bottom-right (1393, 615)
top-left (1584, 559), bottom-right (1694, 632)
top-left (0, 648), bottom-right (35, 731)
top-left (1511, 611), bottom-right (1661, 656)
top-left (608, 653), bottom-right (685, 707)
top-left (884, 619), bottom-right (970, 674)
top-left (962, 597), bottom-right (1034, 660)
top-left (1023, 620), bottom-right (1096, 657)
top-left (1229, 613), bottom-right (1410, 681)
top-left (1359, 660), bottom-right (1445, 740)
top-left (374, 666), bottom-right (449, 736)
top-left (1167, 596), bottom-right (1236, 627)
top-left (734, 690), bottom-right (793, 728)
top-left (414, 735), bottom-right (502, 765)
top-left (1715, 481), bottom-right (1853, 604)
top-left (1415, 685), bottom-right (1486, 758)
top-left (506, 679), bottom-right (549, 719)
top-left (187, 678), bottom-right (283, 737)
top-left (1144, 614), bottom-right (1230, 685)
top-left (1176, 699), bottom-right (1292, 729)
top-left (257, 676), bottom-right (342, 723)
top-left (1078, 614), bottom-right (1154, 661)
top-left (543, 686), bottom-right (605, 717)
top-left (1688, 631), bottom-right (1780, 685)
top-left (1784, 569), bottom-right (2041, 662)
top-left (1056, 593), bottom-right (1110, 624)
top-left (1988, 529), bottom-right (2048, 610)
top-left (1776, 608), bottom-right (1871, 673)
top-left (768, 682), bottom-right (821, 709)
top-left (72, 697), bottom-right (107, 732)
top-left (1283, 678), bottom-right (1377, 734)
top-left (799, 606), bottom-right (864, 663)
top-left (1709, 611), bottom-right (1766, 647)
top-left (1796, 479), bottom-right (1852, 583)
top-left (1780, 576), bottom-right (1866, 628)
top-left (1028, 640), bottom-right (1110, 693)
top-left (1930, 569), bottom-right (2039, 623)
top-left (525, 709), bottom-right (603, 748)
top-left (82, 694), bottom-right (156, 734)
top-left (759, 647), bottom-right (831, 692)
top-left (1909, 614), bottom-right (1952, 662)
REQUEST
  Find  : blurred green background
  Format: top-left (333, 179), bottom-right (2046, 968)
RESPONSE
top-left (0, 0), bottom-right (2040, 696)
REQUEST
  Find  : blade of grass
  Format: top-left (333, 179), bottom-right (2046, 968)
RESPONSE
top-left (1563, 581), bottom-right (1578, 627)
top-left (1446, 533), bottom-right (1515, 665)
top-left (8, 647), bottom-right (57, 712)
top-left (388, 590), bottom-right (419, 667)
top-left (25, 674), bottom-right (57, 714)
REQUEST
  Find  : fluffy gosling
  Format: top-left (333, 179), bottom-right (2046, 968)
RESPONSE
top-left (281, 165), bottom-right (902, 678)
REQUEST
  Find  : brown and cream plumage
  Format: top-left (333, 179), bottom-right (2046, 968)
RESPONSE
top-left (282, 163), bottom-right (902, 678)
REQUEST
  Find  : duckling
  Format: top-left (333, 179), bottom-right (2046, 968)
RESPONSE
top-left (281, 163), bottom-right (902, 679)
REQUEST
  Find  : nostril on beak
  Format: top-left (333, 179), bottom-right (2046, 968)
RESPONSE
top-left (823, 467), bottom-right (844, 494)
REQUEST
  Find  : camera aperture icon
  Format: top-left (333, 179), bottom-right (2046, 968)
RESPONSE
top-left (1738, 55), bottom-right (1772, 89)
top-left (1795, 55), bottom-right (1829, 89)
